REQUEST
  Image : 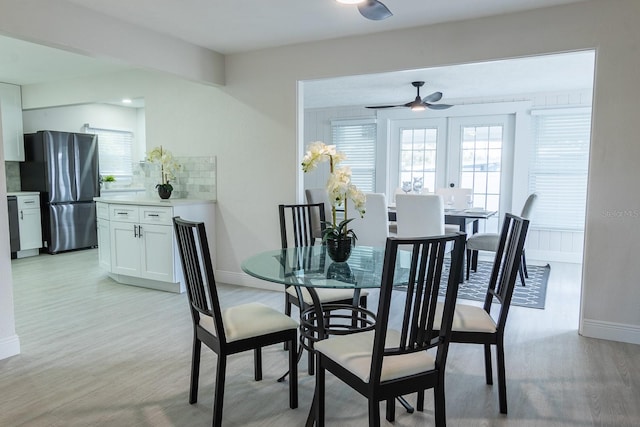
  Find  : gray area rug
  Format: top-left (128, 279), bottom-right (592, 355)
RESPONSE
top-left (448, 260), bottom-right (550, 309)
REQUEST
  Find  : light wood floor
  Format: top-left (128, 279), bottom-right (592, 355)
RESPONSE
top-left (2, 249), bottom-right (639, 426)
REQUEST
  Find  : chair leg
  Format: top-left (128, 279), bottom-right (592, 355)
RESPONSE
top-left (417, 390), bottom-right (425, 411)
top-left (308, 344), bottom-right (315, 375)
top-left (288, 336), bottom-right (298, 409)
top-left (522, 249), bottom-right (529, 278)
top-left (518, 263), bottom-right (526, 287)
top-left (213, 355), bottom-right (227, 427)
top-left (315, 357), bottom-right (325, 427)
top-left (465, 248), bottom-right (471, 280)
top-left (385, 398), bottom-right (395, 422)
top-left (368, 400), bottom-right (381, 427)
top-left (189, 338), bottom-right (202, 404)
top-left (284, 296), bottom-right (292, 350)
top-left (254, 347), bottom-right (262, 381)
top-left (496, 340), bottom-right (508, 414)
top-left (484, 344), bottom-right (493, 385)
top-left (434, 381), bottom-right (446, 427)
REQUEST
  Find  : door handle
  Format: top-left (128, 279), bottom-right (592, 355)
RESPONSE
top-left (133, 225), bottom-right (138, 238)
top-left (138, 225), bottom-right (142, 238)
top-left (20, 211), bottom-right (23, 220)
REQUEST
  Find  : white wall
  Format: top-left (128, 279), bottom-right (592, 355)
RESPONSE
top-left (1, 0), bottom-right (640, 361)
top-left (22, 103), bottom-right (145, 160)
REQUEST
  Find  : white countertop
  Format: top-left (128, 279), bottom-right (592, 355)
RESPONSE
top-left (7, 191), bottom-right (39, 196)
top-left (94, 196), bottom-right (216, 207)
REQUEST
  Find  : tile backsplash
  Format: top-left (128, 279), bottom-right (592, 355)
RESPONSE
top-left (5, 155), bottom-right (217, 201)
top-left (133, 155), bottom-right (217, 200)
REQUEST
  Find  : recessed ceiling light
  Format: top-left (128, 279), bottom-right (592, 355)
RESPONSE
top-left (122, 98), bottom-right (132, 104)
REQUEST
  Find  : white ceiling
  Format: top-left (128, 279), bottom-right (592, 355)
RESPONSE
top-left (0, 0), bottom-right (594, 107)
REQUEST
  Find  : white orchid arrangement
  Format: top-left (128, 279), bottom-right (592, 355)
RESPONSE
top-left (146, 145), bottom-right (181, 191)
top-left (302, 141), bottom-right (366, 241)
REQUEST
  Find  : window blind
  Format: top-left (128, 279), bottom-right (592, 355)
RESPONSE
top-left (529, 111), bottom-right (591, 230)
top-left (331, 119), bottom-right (376, 192)
top-left (84, 125), bottom-right (134, 180)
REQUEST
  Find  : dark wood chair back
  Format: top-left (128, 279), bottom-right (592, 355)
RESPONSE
top-left (173, 216), bottom-right (226, 344)
top-left (372, 232), bottom-right (466, 385)
top-left (278, 203), bottom-right (326, 248)
top-left (484, 213), bottom-right (530, 332)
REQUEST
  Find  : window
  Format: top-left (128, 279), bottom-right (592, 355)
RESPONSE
top-left (331, 119), bottom-right (376, 192)
top-left (529, 109), bottom-right (591, 230)
top-left (84, 125), bottom-right (134, 182)
top-left (399, 126), bottom-right (438, 194)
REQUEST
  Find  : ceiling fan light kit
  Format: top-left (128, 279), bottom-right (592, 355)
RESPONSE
top-left (366, 81), bottom-right (454, 111)
top-left (336, 0), bottom-right (393, 20)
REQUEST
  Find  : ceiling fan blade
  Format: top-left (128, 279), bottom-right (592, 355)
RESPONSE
top-left (365, 104), bottom-right (402, 109)
top-left (426, 103), bottom-right (454, 110)
top-left (358, 0), bottom-right (393, 21)
top-left (422, 91), bottom-right (443, 103)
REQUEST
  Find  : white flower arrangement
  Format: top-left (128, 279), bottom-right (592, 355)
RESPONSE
top-left (301, 141), bottom-right (366, 241)
top-left (146, 145), bottom-right (181, 190)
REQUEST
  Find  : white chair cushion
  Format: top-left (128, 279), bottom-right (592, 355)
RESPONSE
top-left (314, 330), bottom-right (435, 384)
top-left (199, 302), bottom-right (298, 342)
top-left (286, 286), bottom-right (369, 305)
top-left (465, 232), bottom-right (499, 252)
top-left (434, 302), bottom-right (497, 333)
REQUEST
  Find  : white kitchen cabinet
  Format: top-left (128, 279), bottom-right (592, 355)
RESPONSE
top-left (0, 82), bottom-right (25, 162)
top-left (95, 198), bottom-right (215, 293)
top-left (16, 193), bottom-right (42, 258)
top-left (96, 202), bottom-right (111, 271)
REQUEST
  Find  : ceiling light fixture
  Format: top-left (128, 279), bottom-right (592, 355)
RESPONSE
top-left (335, 0), bottom-right (393, 21)
top-left (122, 98), bottom-right (132, 104)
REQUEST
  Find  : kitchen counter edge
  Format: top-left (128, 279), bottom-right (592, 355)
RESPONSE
top-left (94, 197), bottom-right (216, 207)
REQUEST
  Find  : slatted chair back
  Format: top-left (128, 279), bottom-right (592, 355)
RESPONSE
top-left (305, 188), bottom-right (333, 239)
top-left (173, 217), bottom-right (226, 344)
top-left (279, 203), bottom-right (326, 249)
top-left (371, 232), bottom-right (466, 385)
top-left (484, 213), bottom-right (530, 331)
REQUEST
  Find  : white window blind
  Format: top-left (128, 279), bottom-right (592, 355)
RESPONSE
top-left (331, 119), bottom-right (376, 192)
top-left (529, 110), bottom-right (591, 230)
top-left (84, 125), bottom-right (134, 180)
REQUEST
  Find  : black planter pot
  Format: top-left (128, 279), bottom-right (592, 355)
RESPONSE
top-left (157, 185), bottom-right (172, 199)
top-left (325, 236), bottom-right (354, 263)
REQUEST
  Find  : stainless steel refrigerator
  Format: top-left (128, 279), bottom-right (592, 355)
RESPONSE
top-left (20, 130), bottom-right (100, 254)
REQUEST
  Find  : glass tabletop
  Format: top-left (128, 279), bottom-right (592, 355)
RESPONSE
top-left (242, 245), bottom-right (394, 289)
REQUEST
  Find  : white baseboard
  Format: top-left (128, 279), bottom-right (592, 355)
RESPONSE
top-left (215, 269), bottom-right (282, 292)
top-left (580, 318), bottom-right (640, 345)
top-left (0, 334), bottom-right (21, 361)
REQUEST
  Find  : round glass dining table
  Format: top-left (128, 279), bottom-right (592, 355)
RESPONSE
top-left (241, 244), bottom-right (392, 290)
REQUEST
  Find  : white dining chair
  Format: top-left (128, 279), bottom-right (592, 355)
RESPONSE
top-left (350, 192), bottom-right (389, 247)
top-left (305, 188), bottom-right (333, 238)
top-left (435, 187), bottom-right (473, 210)
top-left (395, 194), bottom-right (444, 238)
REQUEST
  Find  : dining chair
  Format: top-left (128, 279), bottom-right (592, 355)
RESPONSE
top-left (279, 203), bottom-right (369, 374)
top-left (314, 232), bottom-right (467, 427)
top-left (304, 188), bottom-right (333, 239)
top-left (395, 193), bottom-right (445, 238)
top-left (173, 217), bottom-right (299, 426)
top-left (349, 192), bottom-right (389, 247)
top-left (428, 213), bottom-right (530, 415)
top-left (435, 187), bottom-right (473, 210)
top-left (465, 193), bottom-right (537, 284)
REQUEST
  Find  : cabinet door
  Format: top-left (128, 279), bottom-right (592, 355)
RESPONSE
top-left (18, 208), bottom-right (43, 250)
top-left (0, 82), bottom-right (25, 161)
top-left (97, 218), bottom-right (111, 271)
top-left (110, 221), bottom-right (141, 276)
top-left (139, 223), bottom-right (174, 282)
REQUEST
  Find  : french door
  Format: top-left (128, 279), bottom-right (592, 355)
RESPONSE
top-left (390, 114), bottom-right (514, 232)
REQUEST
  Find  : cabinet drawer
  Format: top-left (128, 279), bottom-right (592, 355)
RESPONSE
top-left (110, 205), bottom-right (140, 223)
top-left (140, 206), bottom-right (173, 225)
top-left (17, 195), bottom-right (40, 209)
top-left (96, 202), bottom-right (110, 220)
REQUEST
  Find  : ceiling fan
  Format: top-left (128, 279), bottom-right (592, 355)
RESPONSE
top-left (366, 81), bottom-right (454, 111)
top-left (336, 0), bottom-right (393, 21)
